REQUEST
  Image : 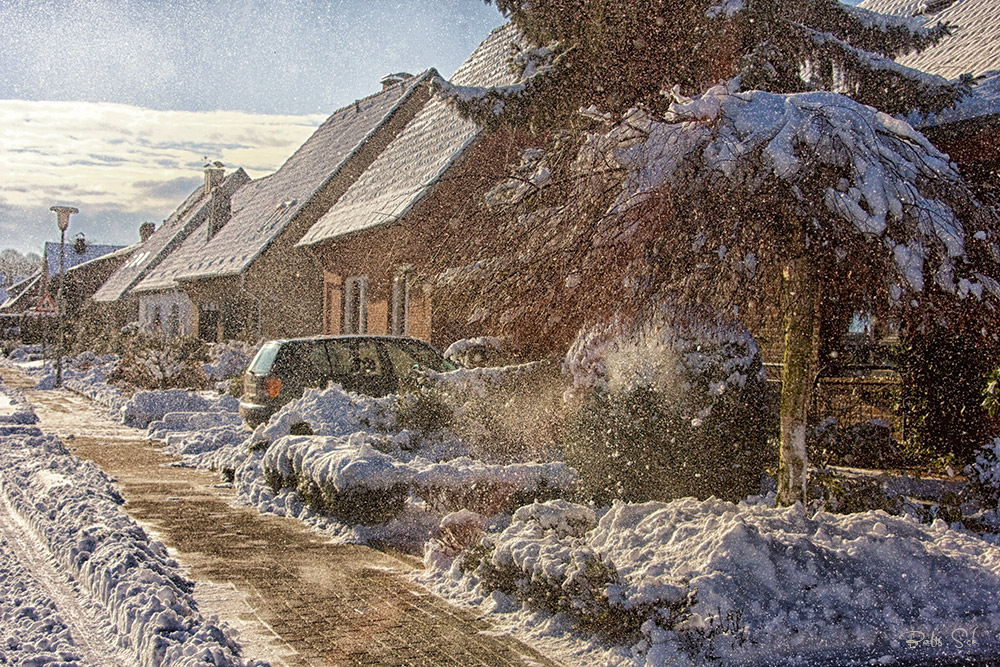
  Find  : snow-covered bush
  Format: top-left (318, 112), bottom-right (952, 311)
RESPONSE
top-left (562, 304), bottom-right (774, 503)
top-left (203, 341), bottom-right (253, 382)
top-left (969, 438), bottom-right (1000, 505)
top-left (109, 334), bottom-right (209, 390)
top-left (403, 360), bottom-right (566, 463)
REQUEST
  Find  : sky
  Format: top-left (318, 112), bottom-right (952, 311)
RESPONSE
top-left (0, 0), bottom-right (504, 258)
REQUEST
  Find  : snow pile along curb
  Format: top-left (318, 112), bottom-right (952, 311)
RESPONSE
top-left (0, 433), bottom-right (264, 666)
top-left (426, 497), bottom-right (1000, 665)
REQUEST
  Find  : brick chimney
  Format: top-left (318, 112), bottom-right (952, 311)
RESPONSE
top-left (207, 187), bottom-right (231, 240)
top-left (204, 161), bottom-right (225, 195)
top-left (139, 222), bottom-right (155, 242)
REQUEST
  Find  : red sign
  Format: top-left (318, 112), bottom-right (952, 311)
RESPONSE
top-left (34, 293), bottom-right (56, 313)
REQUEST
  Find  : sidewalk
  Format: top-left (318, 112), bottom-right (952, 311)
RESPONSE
top-left (1, 368), bottom-right (559, 667)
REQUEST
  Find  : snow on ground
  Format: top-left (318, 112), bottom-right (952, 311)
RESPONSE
top-left (420, 497), bottom-right (1000, 665)
top-left (0, 383), bottom-right (264, 666)
top-left (8, 346), bottom-right (1000, 665)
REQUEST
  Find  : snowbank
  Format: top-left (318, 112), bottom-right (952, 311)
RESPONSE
top-left (121, 389), bottom-right (217, 429)
top-left (0, 433), bottom-right (262, 666)
top-left (424, 497), bottom-right (1000, 665)
top-left (0, 378), bottom-right (38, 427)
top-left (0, 532), bottom-right (84, 664)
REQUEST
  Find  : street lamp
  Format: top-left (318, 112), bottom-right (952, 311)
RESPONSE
top-left (50, 206), bottom-right (77, 388)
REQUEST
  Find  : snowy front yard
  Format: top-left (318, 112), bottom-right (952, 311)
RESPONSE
top-left (6, 346), bottom-right (1000, 665)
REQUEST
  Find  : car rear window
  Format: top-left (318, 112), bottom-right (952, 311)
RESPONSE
top-left (248, 341), bottom-right (281, 374)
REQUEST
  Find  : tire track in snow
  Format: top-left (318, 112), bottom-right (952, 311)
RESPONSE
top-left (0, 480), bottom-right (135, 666)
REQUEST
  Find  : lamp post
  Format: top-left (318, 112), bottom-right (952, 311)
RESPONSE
top-left (50, 206), bottom-right (77, 388)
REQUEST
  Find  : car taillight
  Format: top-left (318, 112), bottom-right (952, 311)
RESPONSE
top-left (265, 376), bottom-right (282, 398)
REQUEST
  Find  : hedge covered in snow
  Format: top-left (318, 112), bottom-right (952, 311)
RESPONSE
top-left (426, 497), bottom-right (1000, 665)
top-left (0, 433), bottom-right (261, 666)
top-left (562, 304), bottom-right (773, 503)
top-left (262, 433), bottom-right (576, 524)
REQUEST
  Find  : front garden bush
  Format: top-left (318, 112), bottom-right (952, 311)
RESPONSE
top-left (561, 303), bottom-right (775, 503)
top-left (108, 333), bottom-right (209, 390)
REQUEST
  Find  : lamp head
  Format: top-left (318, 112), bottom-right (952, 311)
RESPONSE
top-left (49, 206), bottom-right (78, 232)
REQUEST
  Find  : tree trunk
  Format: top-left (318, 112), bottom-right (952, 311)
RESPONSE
top-left (777, 250), bottom-right (818, 506)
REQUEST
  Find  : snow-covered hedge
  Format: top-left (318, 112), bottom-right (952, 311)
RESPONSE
top-left (120, 389), bottom-right (216, 429)
top-left (429, 497), bottom-right (1000, 665)
top-left (562, 304), bottom-right (773, 503)
top-left (262, 434), bottom-right (577, 524)
top-left (404, 360), bottom-right (566, 463)
top-left (0, 434), bottom-right (259, 666)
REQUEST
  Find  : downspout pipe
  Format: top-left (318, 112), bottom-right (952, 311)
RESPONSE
top-left (240, 274), bottom-right (265, 344)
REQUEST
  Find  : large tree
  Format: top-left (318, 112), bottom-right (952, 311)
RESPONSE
top-left (436, 0), bottom-right (997, 505)
top-left (455, 0), bottom-right (967, 129)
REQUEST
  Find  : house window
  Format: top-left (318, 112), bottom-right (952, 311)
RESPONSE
top-left (343, 276), bottom-right (368, 334)
top-left (391, 272), bottom-right (411, 336)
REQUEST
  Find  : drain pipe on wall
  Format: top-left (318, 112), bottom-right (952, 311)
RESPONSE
top-left (240, 274), bottom-right (266, 343)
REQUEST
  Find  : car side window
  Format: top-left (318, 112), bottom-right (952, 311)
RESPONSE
top-left (304, 343), bottom-right (333, 384)
top-left (383, 342), bottom-right (422, 378)
top-left (328, 340), bottom-right (381, 376)
top-left (272, 343), bottom-right (331, 387)
top-left (352, 340), bottom-right (382, 376)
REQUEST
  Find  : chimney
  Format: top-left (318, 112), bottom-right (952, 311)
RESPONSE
top-left (380, 72), bottom-right (412, 91)
top-left (204, 161), bottom-right (225, 195)
top-left (73, 233), bottom-right (86, 254)
top-left (207, 188), bottom-right (232, 240)
top-left (139, 222), bottom-right (155, 242)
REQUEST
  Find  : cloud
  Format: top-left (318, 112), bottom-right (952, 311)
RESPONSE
top-left (0, 99), bottom-right (324, 216)
top-left (133, 176), bottom-right (203, 201)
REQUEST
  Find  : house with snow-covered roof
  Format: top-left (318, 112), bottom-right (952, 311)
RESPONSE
top-left (296, 24), bottom-right (537, 346)
top-left (2, 236), bottom-right (127, 315)
top-left (92, 164), bottom-right (250, 336)
top-left (859, 0), bottom-right (1000, 192)
top-left (131, 72), bottom-right (434, 343)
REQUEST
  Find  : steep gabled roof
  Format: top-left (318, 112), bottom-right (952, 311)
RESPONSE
top-left (858, 0), bottom-right (1000, 127)
top-left (858, 0), bottom-right (1000, 79)
top-left (0, 272), bottom-right (40, 311)
top-left (167, 72), bottom-right (433, 283)
top-left (297, 24), bottom-right (522, 246)
top-left (44, 241), bottom-right (126, 277)
top-left (132, 176), bottom-right (264, 294)
top-left (93, 169), bottom-right (250, 302)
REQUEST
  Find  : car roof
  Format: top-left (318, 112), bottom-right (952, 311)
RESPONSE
top-left (265, 334), bottom-right (435, 346)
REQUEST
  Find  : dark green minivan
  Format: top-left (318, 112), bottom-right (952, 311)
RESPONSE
top-left (239, 335), bottom-right (457, 428)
